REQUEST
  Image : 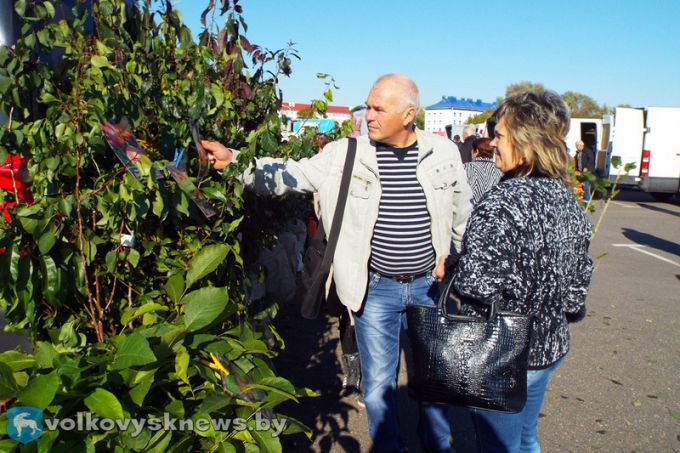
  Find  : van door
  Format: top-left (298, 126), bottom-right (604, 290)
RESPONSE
top-left (608, 108), bottom-right (644, 186)
top-left (639, 107), bottom-right (680, 194)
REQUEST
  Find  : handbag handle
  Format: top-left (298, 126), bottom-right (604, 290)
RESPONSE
top-left (437, 276), bottom-right (499, 322)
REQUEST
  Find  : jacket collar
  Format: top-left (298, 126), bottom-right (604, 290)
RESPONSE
top-left (359, 129), bottom-right (433, 175)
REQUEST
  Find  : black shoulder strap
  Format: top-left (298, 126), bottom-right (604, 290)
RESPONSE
top-left (320, 137), bottom-right (357, 273)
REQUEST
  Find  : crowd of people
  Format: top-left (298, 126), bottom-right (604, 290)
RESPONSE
top-left (202, 74), bottom-right (594, 453)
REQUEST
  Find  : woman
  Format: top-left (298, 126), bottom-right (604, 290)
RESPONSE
top-left (464, 137), bottom-right (503, 204)
top-left (452, 91), bottom-right (593, 452)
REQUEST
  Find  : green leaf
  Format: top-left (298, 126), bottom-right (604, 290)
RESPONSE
top-left (164, 272), bottom-right (185, 303)
top-left (34, 341), bottom-right (58, 368)
top-left (0, 440), bottom-right (18, 451)
top-left (14, 0), bottom-right (26, 16)
top-left (249, 418), bottom-right (283, 452)
top-left (17, 371), bottom-right (60, 408)
top-left (198, 391), bottom-right (232, 414)
top-left (41, 256), bottom-right (59, 304)
top-left (38, 230), bottom-right (57, 254)
top-left (186, 244), bottom-right (230, 289)
top-left (121, 303), bottom-right (169, 325)
top-left (0, 74), bottom-right (11, 94)
top-left (84, 388), bottom-right (124, 420)
top-left (0, 363), bottom-right (18, 399)
top-left (129, 374), bottom-right (154, 407)
top-left (0, 351), bottom-right (36, 371)
top-left (152, 190), bottom-right (165, 218)
top-left (175, 345), bottom-right (190, 385)
top-left (112, 333), bottom-right (157, 370)
top-left (145, 429), bottom-right (172, 453)
top-left (182, 287), bottom-right (228, 332)
top-left (127, 248), bottom-right (140, 268)
top-left (669, 409), bottom-right (680, 421)
top-left (91, 55), bottom-right (111, 68)
top-left (43, 1), bottom-right (55, 18)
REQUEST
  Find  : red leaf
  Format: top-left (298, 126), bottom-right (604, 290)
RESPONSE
top-left (239, 35), bottom-right (255, 53)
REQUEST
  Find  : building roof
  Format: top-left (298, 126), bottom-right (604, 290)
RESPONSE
top-left (280, 102), bottom-right (350, 115)
top-left (425, 96), bottom-right (496, 112)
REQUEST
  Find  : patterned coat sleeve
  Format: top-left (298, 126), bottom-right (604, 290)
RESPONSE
top-left (563, 234), bottom-right (593, 322)
top-left (452, 194), bottom-right (519, 302)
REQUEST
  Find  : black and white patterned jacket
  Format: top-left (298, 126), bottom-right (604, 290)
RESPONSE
top-left (452, 175), bottom-right (593, 368)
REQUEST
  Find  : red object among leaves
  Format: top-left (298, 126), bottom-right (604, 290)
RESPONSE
top-left (1, 154), bottom-right (34, 222)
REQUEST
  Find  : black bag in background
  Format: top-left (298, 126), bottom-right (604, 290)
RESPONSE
top-left (406, 277), bottom-right (533, 413)
top-left (299, 138), bottom-right (357, 319)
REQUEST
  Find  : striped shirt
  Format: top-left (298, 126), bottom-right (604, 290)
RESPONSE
top-left (464, 157), bottom-right (503, 204)
top-left (369, 142), bottom-right (435, 276)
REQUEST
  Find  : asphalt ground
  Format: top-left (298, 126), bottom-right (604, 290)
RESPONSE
top-left (274, 190), bottom-right (680, 453)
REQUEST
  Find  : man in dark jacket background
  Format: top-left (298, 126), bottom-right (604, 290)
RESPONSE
top-left (575, 140), bottom-right (596, 201)
top-left (458, 125), bottom-right (476, 163)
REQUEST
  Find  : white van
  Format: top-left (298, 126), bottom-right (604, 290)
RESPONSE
top-left (565, 118), bottom-right (602, 157)
top-left (603, 107), bottom-right (680, 198)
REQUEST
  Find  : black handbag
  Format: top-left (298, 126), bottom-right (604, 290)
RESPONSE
top-left (406, 276), bottom-right (533, 412)
top-left (299, 138), bottom-right (357, 319)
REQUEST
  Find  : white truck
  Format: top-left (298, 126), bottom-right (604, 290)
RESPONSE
top-left (565, 118), bottom-right (602, 158)
top-left (602, 107), bottom-right (680, 199)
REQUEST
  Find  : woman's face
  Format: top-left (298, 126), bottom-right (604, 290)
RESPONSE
top-left (491, 117), bottom-right (524, 173)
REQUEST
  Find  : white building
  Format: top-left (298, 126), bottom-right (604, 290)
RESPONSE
top-left (425, 96), bottom-right (496, 136)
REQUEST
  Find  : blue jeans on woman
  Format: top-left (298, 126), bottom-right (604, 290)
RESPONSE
top-left (354, 271), bottom-right (452, 453)
top-left (471, 357), bottom-right (564, 452)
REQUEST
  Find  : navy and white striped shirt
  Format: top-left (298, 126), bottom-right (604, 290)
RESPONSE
top-left (369, 142), bottom-right (435, 276)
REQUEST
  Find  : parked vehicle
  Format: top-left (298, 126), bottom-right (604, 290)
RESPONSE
top-left (602, 107), bottom-right (680, 198)
top-left (565, 118), bottom-right (602, 157)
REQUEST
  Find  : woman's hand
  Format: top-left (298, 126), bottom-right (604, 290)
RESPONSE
top-left (200, 140), bottom-right (235, 170)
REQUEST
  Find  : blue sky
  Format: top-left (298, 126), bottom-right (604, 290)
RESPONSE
top-left (173, 0), bottom-right (680, 110)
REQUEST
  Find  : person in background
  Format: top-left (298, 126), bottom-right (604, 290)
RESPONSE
top-left (202, 74), bottom-right (472, 452)
top-left (458, 125), bottom-right (476, 164)
top-left (452, 91), bottom-right (594, 452)
top-left (574, 140), bottom-right (595, 202)
top-left (464, 137), bottom-right (503, 204)
top-left (452, 134), bottom-right (461, 147)
top-left (350, 105), bottom-right (368, 137)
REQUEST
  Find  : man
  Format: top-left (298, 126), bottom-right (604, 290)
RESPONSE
top-left (457, 125), bottom-right (476, 164)
top-left (202, 74), bottom-right (472, 452)
top-left (452, 134), bottom-right (461, 146)
top-left (575, 140), bottom-right (596, 202)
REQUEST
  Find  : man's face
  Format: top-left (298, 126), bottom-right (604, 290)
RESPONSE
top-left (490, 117), bottom-right (523, 173)
top-left (575, 141), bottom-right (584, 152)
top-left (365, 83), bottom-right (413, 145)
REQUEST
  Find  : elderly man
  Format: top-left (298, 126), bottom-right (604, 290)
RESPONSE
top-left (202, 74), bottom-right (472, 452)
top-left (457, 125), bottom-right (476, 164)
top-left (575, 140), bottom-right (596, 201)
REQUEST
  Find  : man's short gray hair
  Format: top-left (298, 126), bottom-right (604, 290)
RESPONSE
top-left (462, 125), bottom-right (476, 137)
top-left (373, 73), bottom-right (420, 112)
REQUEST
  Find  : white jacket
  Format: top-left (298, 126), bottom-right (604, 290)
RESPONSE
top-left (240, 130), bottom-right (473, 312)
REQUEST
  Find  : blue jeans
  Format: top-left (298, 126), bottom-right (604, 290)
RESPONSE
top-left (354, 272), bottom-right (452, 453)
top-left (583, 181), bottom-right (591, 202)
top-left (471, 357), bottom-right (564, 453)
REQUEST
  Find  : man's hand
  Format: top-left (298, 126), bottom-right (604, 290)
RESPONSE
top-left (201, 140), bottom-right (235, 170)
top-left (433, 254), bottom-right (449, 282)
